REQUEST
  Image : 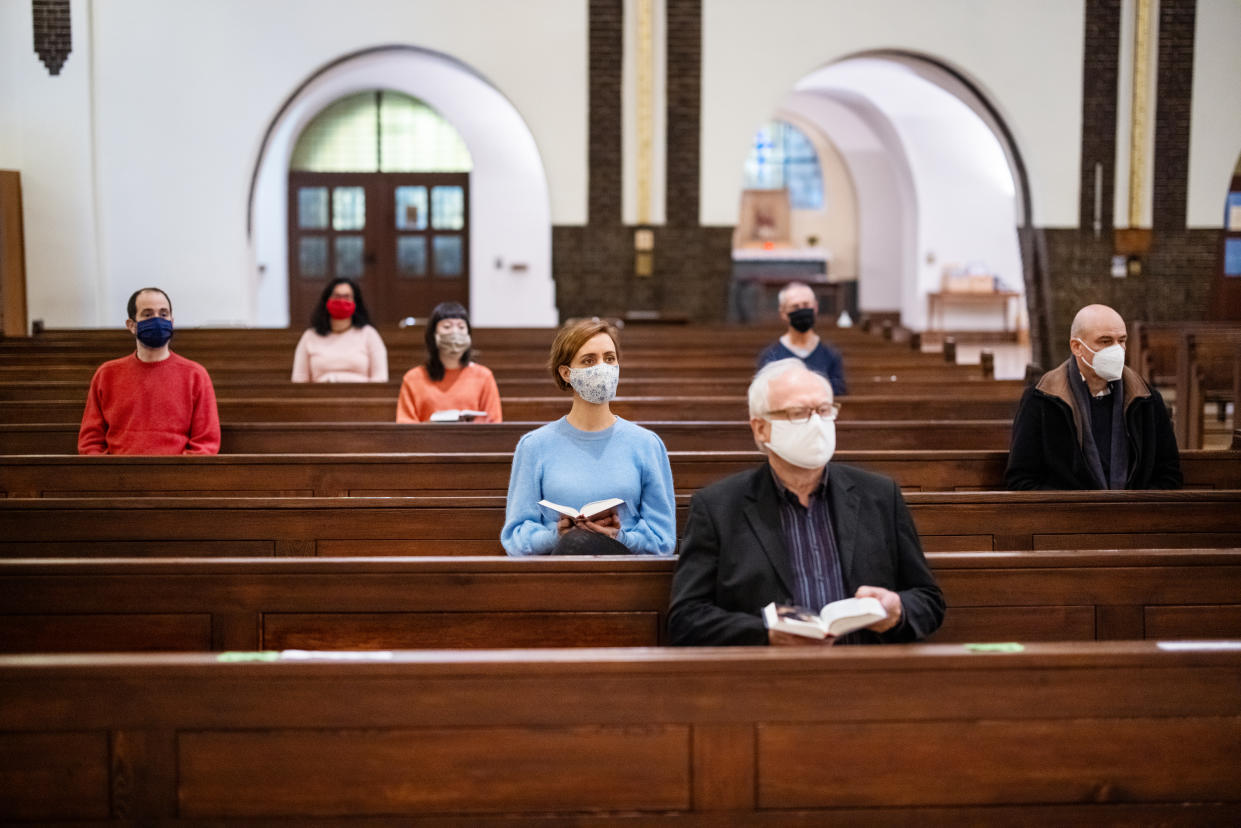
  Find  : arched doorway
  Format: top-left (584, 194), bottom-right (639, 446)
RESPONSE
top-left (733, 52), bottom-right (1035, 350)
top-left (249, 46), bottom-right (557, 329)
top-left (1211, 153), bottom-right (1241, 319)
top-left (286, 90), bottom-right (472, 326)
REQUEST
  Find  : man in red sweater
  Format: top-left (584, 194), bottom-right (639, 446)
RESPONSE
top-left (78, 287), bottom-right (221, 455)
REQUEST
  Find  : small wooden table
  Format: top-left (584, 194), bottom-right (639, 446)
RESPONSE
top-left (927, 290), bottom-right (1023, 332)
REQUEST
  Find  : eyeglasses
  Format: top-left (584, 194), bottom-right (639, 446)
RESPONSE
top-left (766, 403), bottom-right (840, 424)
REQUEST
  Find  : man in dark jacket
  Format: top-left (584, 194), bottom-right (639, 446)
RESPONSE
top-left (668, 358), bottom-right (944, 646)
top-left (1004, 304), bottom-right (1181, 490)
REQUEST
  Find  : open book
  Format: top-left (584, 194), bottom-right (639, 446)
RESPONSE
top-left (428, 409), bottom-right (488, 422)
top-left (538, 497), bottom-right (624, 521)
top-left (762, 596), bottom-right (886, 639)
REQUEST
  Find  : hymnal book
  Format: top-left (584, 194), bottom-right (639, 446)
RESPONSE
top-left (538, 497), bottom-right (624, 521)
top-left (429, 409), bottom-right (488, 422)
top-left (762, 596), bottom-right (886, 639)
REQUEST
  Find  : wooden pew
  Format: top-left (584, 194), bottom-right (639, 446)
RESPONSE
top-left (2, 449), bottom-right (1237, 498)
top-left (2, 491), bottom-right (1239, 557)
top-left (1, 644), bottom-right (1237, 822)
top-left (0, 362), bottom-right (994, 386)
top-left (1130, 321), bottom-right (1241, 448)
top-left (0, 349), bottom-right (985, 372)
top-left (0, 419), bottom-right (1017, 454)
top-left (0, 376), bottom-right (1028, 400)
top-left (0, 394), bottom-right (1022, 424)
top-left (0, 324), bottom-right (951, 360)
top-left (2, 550), bottom-right (1239, 654)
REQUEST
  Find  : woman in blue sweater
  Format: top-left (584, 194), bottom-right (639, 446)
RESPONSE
top-left (501, 318), bottom-right (677, 556)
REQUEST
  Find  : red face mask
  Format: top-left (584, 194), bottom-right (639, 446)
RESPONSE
top-left (326, 298), bottom-right (356, 320)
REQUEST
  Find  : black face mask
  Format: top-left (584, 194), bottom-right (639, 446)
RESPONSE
top-left (787, 307), bottom-right (816, 333)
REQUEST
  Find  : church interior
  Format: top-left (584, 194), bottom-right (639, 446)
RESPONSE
top-left (1, 0), bottom-right (1240, 822)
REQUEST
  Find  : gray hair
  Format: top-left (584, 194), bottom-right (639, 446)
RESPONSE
top-left (776, 281), bottom-right (815, 310)
top-left (748, 358), bottom-right (831, 419)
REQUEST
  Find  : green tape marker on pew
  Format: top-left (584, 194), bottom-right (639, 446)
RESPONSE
top-left (217, 651), bottom-right (281, 662)
top-left (963, 642), bottom-right (1024, 653)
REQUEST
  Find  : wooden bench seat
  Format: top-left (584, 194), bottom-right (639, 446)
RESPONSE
top-left (2, 490), bottom-right (1238, 557)
top-left (2, 449), bottom-right (1237, 497)
top-left (2, 550), bottom-right (1238, 653)
top-left (0, 394), bottom-right (1022, 424)
top-left (0, 376), bottom-right (1028, 400)
top-left (0, 362), bottom-right (993, 385)
top-left (0, 419), bottom-right (1017, 454)
top-left (1, 643), bottom-right (1237, 822)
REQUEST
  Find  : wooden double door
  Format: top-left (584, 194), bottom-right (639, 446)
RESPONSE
top-left (287, 172), bottom-right (469, 327)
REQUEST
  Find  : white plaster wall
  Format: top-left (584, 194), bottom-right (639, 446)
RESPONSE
top-left (3, 0), bottom-right (585, 327)
top-left (1187, 0), bottom-right (1241, 227)
top-left (701, 0), bottom-right (1084, 228)
top-left (0, 0), bottom-right (103, 327)
top-left (780, 92), bottom-right (915, 315)
top-left (788, 59), bottom-right (1023, 332)
top-left (251, 49), bottom-right (556, 328)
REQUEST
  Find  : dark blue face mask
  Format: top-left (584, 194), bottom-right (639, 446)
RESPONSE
top-left (135, 316), bottom-right (173, 348)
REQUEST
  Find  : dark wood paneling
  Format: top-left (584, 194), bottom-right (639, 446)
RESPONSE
top-left (1145, 605), bottom-right (1241, 639)
top-left (0, 613), bottom-right (211, 653)
top-left (757, 718), bottom-right (1241, 808)
top-left (262, 611), bottom-right (660, 649)
top-left (0, 732), bottom-right (109, 820)
top-left (179, 726), bottom-right (690, 817)
top-left (1, 645), bottom-right (1238, 820)
top-left (928, 605), bottom-right (1097, 642)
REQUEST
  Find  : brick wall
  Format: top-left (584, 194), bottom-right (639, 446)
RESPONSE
top-left (1041, 0), bottom-right (1218, 350)
top-left (552, 0), bottom-right (733, 323)
top-left (556, 0), bottom-right (1219, 328)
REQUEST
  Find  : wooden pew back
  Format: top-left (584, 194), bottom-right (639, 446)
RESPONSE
top-left (0, 419), bottom-right (1017, 454)
top-left (2, 551), bottom-right (1239, 653)
top-left (0, 394), bottom-right (1021, 424)
top-left (2, 491), bottom-right (1239, 557)
top-left (2, 450), bottom-right (1237, 497)
top-left (1, 644), bottom-right (1237, 821)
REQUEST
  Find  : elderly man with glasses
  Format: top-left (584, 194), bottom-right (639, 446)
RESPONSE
top-left (667, 358), bottom-right (944, 646)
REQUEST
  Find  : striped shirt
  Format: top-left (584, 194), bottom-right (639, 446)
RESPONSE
top-left (771, 467), bottom-right (846, 611)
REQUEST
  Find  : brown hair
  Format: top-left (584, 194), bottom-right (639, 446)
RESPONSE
top-left (548, 317), bottom-right (621, 391)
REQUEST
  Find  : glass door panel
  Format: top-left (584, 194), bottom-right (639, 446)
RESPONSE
top-left (290, 171), bottom-right (468, 326)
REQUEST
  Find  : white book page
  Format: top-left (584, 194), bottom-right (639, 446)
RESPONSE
top-left (819, 596), bottom-right (886, 636)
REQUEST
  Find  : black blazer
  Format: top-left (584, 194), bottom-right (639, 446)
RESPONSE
top-left (667, 463), bottom-right (945, 646)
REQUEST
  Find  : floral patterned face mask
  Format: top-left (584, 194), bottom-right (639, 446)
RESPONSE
top-left (567, 363), bottom-right (619, 404)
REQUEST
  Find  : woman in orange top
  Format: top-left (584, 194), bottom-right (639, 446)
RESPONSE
top-left (395, 302), bottom-right (502, 423)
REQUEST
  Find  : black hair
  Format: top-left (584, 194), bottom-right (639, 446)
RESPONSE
top-left (424, 301), bottom-right (472, 381)
top-left (127, 287), bottom-right (172, 320)
top-left (310, 278), bottom-right (371, 335)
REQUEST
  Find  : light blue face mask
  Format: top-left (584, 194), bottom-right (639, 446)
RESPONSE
top-left (568, 363), bottom-right (619, 404)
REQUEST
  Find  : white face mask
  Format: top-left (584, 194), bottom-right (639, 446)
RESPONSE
top-left (435, 330), bottom-right (471, 355)
top-left (1075, 338), bottom-right (1125, 382)
top-left (764, 414), bottom-right (836, 469)
top-left (567, 363), bottom-right (619, 404)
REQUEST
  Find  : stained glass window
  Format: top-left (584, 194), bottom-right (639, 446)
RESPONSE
top-left (291, 90), bottom-right (473, 173)
top-left (743, 121), bottom-right (824, 210)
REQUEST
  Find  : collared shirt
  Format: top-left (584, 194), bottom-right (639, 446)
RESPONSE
top-left (770, 466), bottom-right (846, 611)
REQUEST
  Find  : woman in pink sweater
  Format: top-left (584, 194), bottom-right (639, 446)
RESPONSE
top-left (396, 302), bottom-right (502, 423)
top-left (292, 278), bottom-right (388, 383)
